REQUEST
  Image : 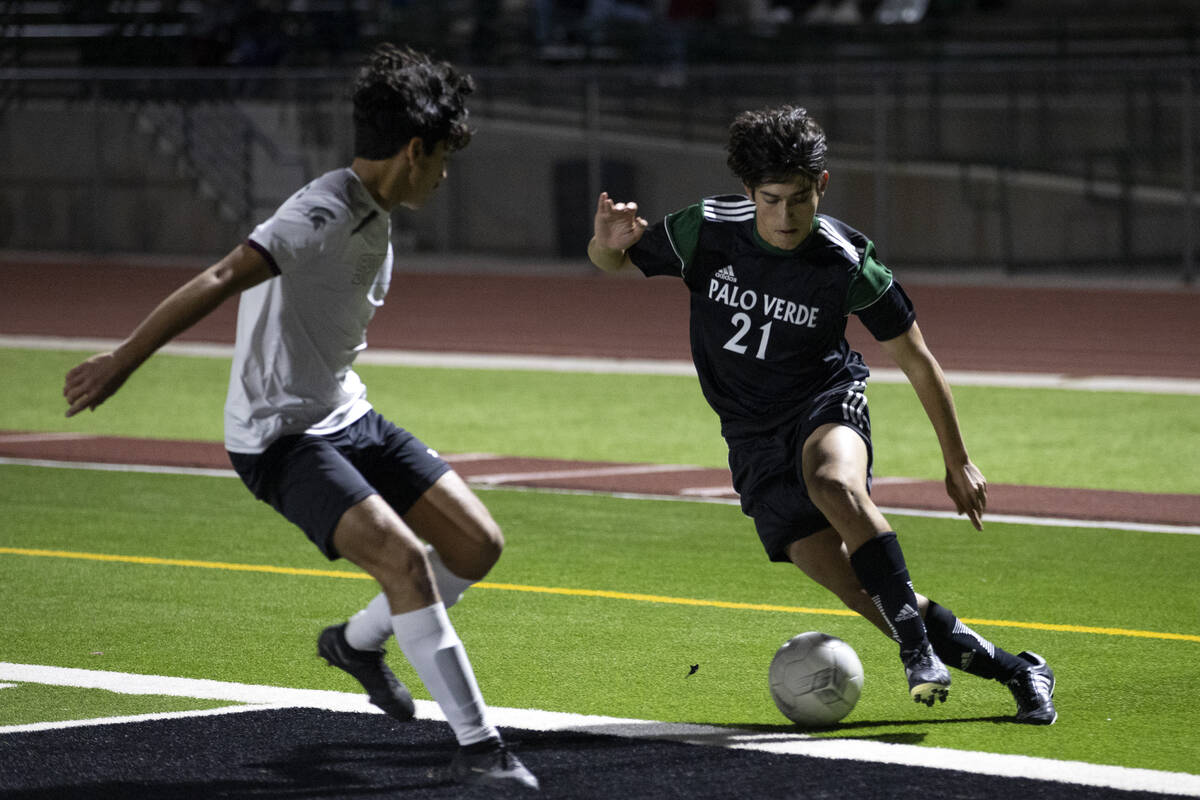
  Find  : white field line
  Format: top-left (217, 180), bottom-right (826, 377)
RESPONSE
top-left (470, 462), bottom-right (699, 485)
top-left (4, 334), bottom-right (1199, 394)
top-left (0, 456), bottom-right (239, 479)
top-left (871, 505), bottom-right (1200, 537)
top-left (476, 483), bottom-right (1200, 536)
top-left (0, 432), bottom-right (99, 444)
top-left (679, 486), bottom-right (738, 497)
top-left (3, 455), bottom-right (1199, 536)
top-left (1, 663), bottom-right (1197, 797)
top-left (438, 452), bottom-right (507, 462)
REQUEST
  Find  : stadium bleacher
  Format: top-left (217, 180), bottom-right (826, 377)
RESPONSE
top-left (2, 0), bottom-right (1198, 68)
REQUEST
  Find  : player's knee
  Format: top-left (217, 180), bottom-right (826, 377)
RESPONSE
top-left (805, 466), bottom-right (865, 514)
top-left (478, 533), bottom-right (504, 575)
top-left (373, 534), bottom-right (437, 599)
top-left (460, 517), bottom-right (505, 579)
top-left (336, 508), bottom-right (433, 590)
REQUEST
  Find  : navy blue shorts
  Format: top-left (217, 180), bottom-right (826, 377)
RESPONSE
top-left (726, 380), bottom-right (874, 563)
top-left (228, 410), bottom-right (452, 560)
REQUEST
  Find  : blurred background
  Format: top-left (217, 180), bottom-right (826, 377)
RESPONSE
top-left (1, 0), bottom-right (1197, 281)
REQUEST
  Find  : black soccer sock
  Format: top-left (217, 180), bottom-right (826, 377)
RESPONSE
top-left (848, 531), bottom-right (928, 654)
top-left (924, 600), bottom-right (1028, 683)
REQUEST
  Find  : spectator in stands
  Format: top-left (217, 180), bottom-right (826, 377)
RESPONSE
top-left (227, 4), bottom-right (287, 67)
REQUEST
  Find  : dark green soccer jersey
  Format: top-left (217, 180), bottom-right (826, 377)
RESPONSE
top-left (628, 195), bottom-right (915, 437)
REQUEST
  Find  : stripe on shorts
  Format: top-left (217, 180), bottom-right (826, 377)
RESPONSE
top-left (841, 380), bottom-right (869, 431)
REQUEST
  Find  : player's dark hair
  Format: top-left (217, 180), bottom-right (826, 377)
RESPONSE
top-left (726, 106), bottom-right (828, 190)
top-left (352, 43), bottom-right (474, 160)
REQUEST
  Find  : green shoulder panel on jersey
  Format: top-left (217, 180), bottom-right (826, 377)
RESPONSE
top-left (846, 242), bottom-right (894, 313)
top-left (663, 203), bottom-right (705, 274)
top-left (813, 215), bottom-right (893, 314)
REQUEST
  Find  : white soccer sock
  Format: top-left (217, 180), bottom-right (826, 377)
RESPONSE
top-left (344, 592), bottom-right (392, 652)
top-left (392, 603), bottom-right (498, 747)
top-left (342, 548), bottom-right (477, 652)
top-left (426, 545), bottom-right (476, 609)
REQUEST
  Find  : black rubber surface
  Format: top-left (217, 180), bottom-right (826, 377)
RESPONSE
top-left (0, 709), bottom-right (1169, 799)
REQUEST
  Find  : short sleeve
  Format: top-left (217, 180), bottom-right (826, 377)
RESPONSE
top-left (628, 203), bottom-right (704, 279)
top-left (846, 243), bottom-right (892, 313)
top-left (247, 192), bottom-right (346, 276)
top-left (855, 279), bottom-right (916, 341)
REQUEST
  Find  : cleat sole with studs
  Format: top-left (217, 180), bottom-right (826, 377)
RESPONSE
top-left (911, 684), bottom-right (949, 707)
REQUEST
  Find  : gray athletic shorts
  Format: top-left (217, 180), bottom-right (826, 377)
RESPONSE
top-left (726, 380), bottom-right (874, 563)
top-left (228, 410), bottom-right (451, 560)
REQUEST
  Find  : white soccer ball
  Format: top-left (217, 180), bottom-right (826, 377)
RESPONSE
top-left (768, 631), bottom-right (864, 727)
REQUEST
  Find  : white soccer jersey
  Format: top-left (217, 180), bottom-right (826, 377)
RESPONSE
top-left (223, 168), bottom-right (393, 453)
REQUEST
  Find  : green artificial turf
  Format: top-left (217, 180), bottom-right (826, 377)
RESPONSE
top-left (3, 347), bottom-right (1199, 494)
top-left (2, 465), bottom-right (1198, 775)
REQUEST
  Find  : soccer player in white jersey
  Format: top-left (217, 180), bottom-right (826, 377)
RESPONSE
top-left (587, 105), bottom-right (1056, 724)
top-left (63, 44), bottom-right (539, 788)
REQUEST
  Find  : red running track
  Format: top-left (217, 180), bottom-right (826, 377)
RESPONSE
top-left (3, 256), bottom-right (1198, 527)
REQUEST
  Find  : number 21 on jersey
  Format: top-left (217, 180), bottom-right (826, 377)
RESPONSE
top-left (724, 312), bottom-right (773, 360)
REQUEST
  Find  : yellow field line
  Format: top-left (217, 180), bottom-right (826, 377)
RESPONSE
top-left (4, 546), bottom-right (1198, 644)
top-left (0, 546), bottom-right (371, 581)
top-left (474, 580), bottom-right (859, 617)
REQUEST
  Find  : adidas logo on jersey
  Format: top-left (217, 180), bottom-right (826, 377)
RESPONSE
top-left (714, 265), bottom-right (737, 283)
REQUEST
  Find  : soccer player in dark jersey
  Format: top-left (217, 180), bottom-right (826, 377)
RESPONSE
top-left (587, 105), bottom-right (1057, 724)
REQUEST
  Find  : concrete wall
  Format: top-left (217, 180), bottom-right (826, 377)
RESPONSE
top-left (0, 102), bottom-right (243, 257)
top-left (0, 100), bottom-right (1191, 276)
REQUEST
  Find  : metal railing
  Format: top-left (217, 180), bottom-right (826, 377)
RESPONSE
top-left (135, 98), bottom-right (310, 226)
top-left (1, 58), bottom-right (1196, 278)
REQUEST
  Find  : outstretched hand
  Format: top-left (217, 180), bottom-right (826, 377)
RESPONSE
top-left (593, 191), bottom-right (648, 251)
top-left (945, 460), bottom-right (987, 531)
top-left (63, 351), bottom-right (132, 417)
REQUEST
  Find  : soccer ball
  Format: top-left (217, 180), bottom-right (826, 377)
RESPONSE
top-left (768, 632), bottom-right (864, 727)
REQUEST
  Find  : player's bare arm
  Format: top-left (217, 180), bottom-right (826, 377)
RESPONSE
top-left (880, 321), bottom-right (987, 530)
top-left (588, 191), bottom-right (648, 273)
top-left (63, 243), bottom-right (275, 417)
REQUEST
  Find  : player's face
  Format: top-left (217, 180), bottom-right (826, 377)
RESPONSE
top-left (404, 140), bottom-right (449, 209)
top-left (749, 173), bottom-right (829, 250)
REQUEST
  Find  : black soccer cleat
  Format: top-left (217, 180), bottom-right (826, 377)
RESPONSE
top-left (1007, 651), bottom-right (1057, 725)
top-left (449, 739), bottom-right (540, 790)
top-left (903, 642), bottom-right (951, 707)
top-left (318, 623), bottom-right (416, 722)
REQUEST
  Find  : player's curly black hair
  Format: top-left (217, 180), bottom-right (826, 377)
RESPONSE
top-left (352, 43), bottom-right (474, 160)
top-left (726, 106), bottom-right (828, 190)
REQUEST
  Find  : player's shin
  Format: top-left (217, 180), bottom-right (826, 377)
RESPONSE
top-left (343, 549), bottom-right (476, 652)
top-left (392, 602), bottom-right (499, 746)
top-left (851, 531), bottom-right (950, 704)
top-left (924, 600), bottom-right (1026, 682)
top-left (848, 531), bottom-right (929, 653)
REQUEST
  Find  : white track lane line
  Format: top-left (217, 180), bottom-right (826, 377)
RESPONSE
top-left (2, 456), bottom-right (1198, 535)
top-left (4, 335), bottom-right (1199, 394)
top-left (470, 463), bottom-right (700, 485)
top-left (0, 432), bottom-right (99, 443)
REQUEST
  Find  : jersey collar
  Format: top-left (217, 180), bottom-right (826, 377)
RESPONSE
top-left (751, 216), bottom-right (821, 256)
top-left (345, 167), bottom-right (389, 216)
